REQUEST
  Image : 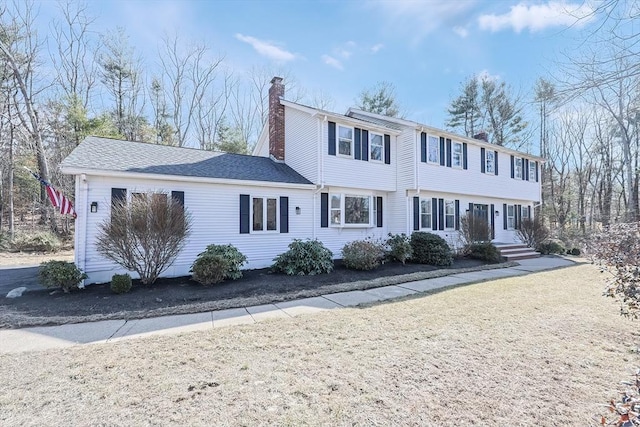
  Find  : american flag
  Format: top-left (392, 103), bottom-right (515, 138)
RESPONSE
top-left (31, 172), bottom-right (77, 219)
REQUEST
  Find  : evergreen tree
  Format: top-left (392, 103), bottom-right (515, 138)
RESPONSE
top-left (357, 81), bottom-right (402, 117)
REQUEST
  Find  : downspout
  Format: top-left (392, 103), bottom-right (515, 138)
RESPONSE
top-left (313, 116), bottom-right (327, 239)
top-left (78, 174), bottom-right (89, 287)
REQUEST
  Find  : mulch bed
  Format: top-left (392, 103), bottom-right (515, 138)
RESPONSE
top-left (0, 258), bottom-right (505, 328)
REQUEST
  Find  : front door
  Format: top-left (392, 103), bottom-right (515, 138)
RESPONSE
top-left (472, 204), bottom-right (493, 241)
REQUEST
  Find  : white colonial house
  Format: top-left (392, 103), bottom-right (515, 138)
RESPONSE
top-left (61, 77), bottom-right (542, 285)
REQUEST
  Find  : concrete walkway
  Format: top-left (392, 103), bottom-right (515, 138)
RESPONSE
top-left (0, 256), bottom-right (578, 354)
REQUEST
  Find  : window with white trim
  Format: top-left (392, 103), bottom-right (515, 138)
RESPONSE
top-left (338, 125), bottom-right (353, 157)
top-left (515, 157), bottom-right (523, 179)
top-left (452, 142), bottom-right (463, 168)
top-left (445, 200), bottom-right (456, 229)
top-left (252, 196), bottom-right (278, 231)
top-left (370, 132), bottom-right (383, 162)
top-left (428, 135), bottom-right (439, 164)
top-left (420, 199), bottom-right (432, 229)
top-left (528, 161), bottom-right (536, 181)
top-left (330, 194), bottom-right (371, 226)
top-left (507, 205), bottom-right (515, 230)
top-left (522, 206), bottom-right (530, 220)
top-left (485, 151), bottom-right (495, 174)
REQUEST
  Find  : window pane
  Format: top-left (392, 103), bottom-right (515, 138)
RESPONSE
top-left (507, 205), bottom-right (514, 216)
top-left (371, 134), bottom-right (383, 161)
top-left (338, 126), bottom-right (352, 140)
top-left (452, 143), bottom-right (462, 166)
top-left (266, 198), bottom-right (277, 231)
top-left (331, 195), bottom-right (341, 208)
top-left (330, 209), bottom-right (341, 225)
top-left (529, 163), bottom-right (536, 180)
top-left (445, 201), bottom-right (455, 215)
top-left (339, 140), bottom-right (351, 156)
top-left (486, 151), bottom-right (494, 173)
top-left (428, 136), bottom-right (439, 163)
top-left (345, 196), bottom-right (370, 224)
top-left (253, 198), bottom-right (263, 231)
top-left (446, 215), bottom-right (455, 229)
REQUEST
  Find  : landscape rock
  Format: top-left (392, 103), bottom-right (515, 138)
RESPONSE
top-left (6, 287), bottom-right (28, 299)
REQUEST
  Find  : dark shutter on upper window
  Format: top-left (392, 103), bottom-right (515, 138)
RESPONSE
top-left (490, 203), bottom-right (495, 239)
top-left (510, 155), bottom-right (515, 179)
top-left (535, 161), bottom-right (539, 182)
top-left (481, 148), bottom-right (486, 173)
top-left (413, 197), bottom-right (420, 231)
top-left (439, 137), bottom-right (445, 166)
top-left (438, 198), bottom-right (445, 231)
top-left (376, 196), bottom-right (383, 227)
top-left (525, 159), bottom-right (529, 180)
top-left (432, 198), bottom-right (438, 230)
top-left (354, 128), bottom-right (361, 160)
top-left (240, 194), bottom-right (250, 234)
top-left (462, 143), bottom-right (468, 169)
top-left (320, 192), bottom-right (328, 228)
top-left (454, 199), bottom-right (460, 230)
top-left (503, 203), bottom-right (508, 230)
top-left (446, 139), bottom-right (452, 167)
top-left (521, 161), bottom-right (526, 181)
top-left (494, 151), bottom-right (499, 175)
top-left (361, 130), bottom-right (369, 162)
top-left (420, 132), bottom-right (427, 163)
top-left (384, 134), bottom-right (391, 164)
top-left (279, 196), bottom-right (289, 233)
top-left (328, 121), bottom-right (336, 155)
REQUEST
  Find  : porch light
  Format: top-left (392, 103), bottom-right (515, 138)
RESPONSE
top-left (90, 202), bottom-right (98, 213)
top-left (495, 210), bottom-right (500, 217)
top-left (295, 206), bottom-right (301, 215)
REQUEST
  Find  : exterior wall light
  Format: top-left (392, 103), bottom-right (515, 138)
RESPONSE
top-left (90, 202), bottom-right (98, 213)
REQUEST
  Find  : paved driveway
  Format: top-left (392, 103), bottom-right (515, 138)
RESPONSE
top-left (0, 266), bottom-right (40, 295)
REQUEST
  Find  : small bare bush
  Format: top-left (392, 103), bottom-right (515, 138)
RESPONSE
top-left (517, 217), bottom-right (549, 249)
top-left (460, 213), bottom-right (490, 245)
top-left (96, 192), bottom-right (192, 285)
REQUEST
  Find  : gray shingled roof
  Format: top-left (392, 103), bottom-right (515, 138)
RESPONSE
top-left (347, 111), bottom-right (404, 131)
top-left (61, 136), bottom-right (313, 185)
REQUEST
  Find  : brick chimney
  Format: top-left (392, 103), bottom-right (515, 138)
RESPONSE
top-left (473, 131), bottom-right (488, 142)
top-left (269, 77), bottom-right (285, 161)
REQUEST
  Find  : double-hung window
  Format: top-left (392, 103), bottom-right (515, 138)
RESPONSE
top-left (428, 135), bottom-right (439, 164)
top-left (338, 125), bottom-right (353, 157)
top-left (444, 200), bottom-right (455, 229)
top-left (370, 132), bottom-right (383, 162)
top-left (330, 194), bottom-right (371, 226)
top-left (330, 195), bottom-right (341, 225)
top-left (420, 199), bottom-right (432, 229)
top-left (528, 161), bottom-right (536, 181)
top-left (253, 196), bottom-right (278, 231)
top-left (507, 205), bottom-right (515, 230)
top-left (485, 151), bottom-right (495, 174)
top-left (522, 206), bottom-right (530, 220)
top-left (452, 142), bottom-right (463, 168)
top-left (515, 157), bottom-right (523, 179)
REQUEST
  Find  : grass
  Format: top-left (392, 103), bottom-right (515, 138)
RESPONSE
top-left (0, 264), bottom-right (637, 426)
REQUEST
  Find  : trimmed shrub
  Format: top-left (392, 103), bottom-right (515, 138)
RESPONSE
top-left (537, 240), bottom-right (565, 255)
top-left (195, 244), bottom-right (247, 280)
top-left (38, 260), bottom-right (87, 293)
top-left (410, 232), bottom-right (453, 266)
top-left (191, 254), bottom-right (231, 285)
top-left (342, 239), bottom-right (386, 271)
top-left (272, 239), bottom-right (333, 275)
top-left (570, 247), bottom-right (581, 256)
top-left (12, 231), bottom-right (62, 253)
top-left (386, 233), bottom-right (412, 264)
top-left (466, 242), bottom-right (503, 263)
top-left (110, 273), bottom-right (132, 294)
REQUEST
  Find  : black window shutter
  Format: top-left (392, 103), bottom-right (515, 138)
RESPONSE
top-left (503, 203), bottom-right (507, 230)
top-left (361, 130), bottom-right (369, 161)
top-left (525, 159), bottom-right (529, 180)
top-left (535, 162), bottom-right (539, 182)
top-left (490, 203), bottom-right (495, 239)
top-left (510, 155), bottom-right (515, 179)
top-left (462, 143), bottom-right (468, 169)
top-left (494, 151), bottom-right (499, 175)
top-left (384, 134), bottom-right (391, 164)
top-left (432, 198), bottom-right (438, 229)
top-left (354, 128), bottom-right (361, 160)
top-left (171, 191), bottom-right (184, 207)
top-left (439, 137), bottom-right (445, 166)
top-left (481, 148), bottom-right (486, 173)
top-left (469, 202), bottom-right (474, 216)
top-left (111, 188), bottom-right (127, 224)
top-left (446, 139), bottom-right (452, 167)
top-left (521, 160), bottom-right (526, 180)
top-left (320, 193), bottom-right (328, 228)
top-left (279, 196), bottom-right (289, 233)
top-left (454, 199), bottom-right (460, 230)
top-left (240, 194), bottom-right (250, 234)
top-left (420, 132), bottom-right (427, 163)
top-left (376, 196), bottom-right (383, 227)
top-left (413, 197), bottom-right (420, 231)
top-left (516, 204), bottom-right (522, 229)
top-left (328, 122), bottom-right (336, 155)
top-left (438, 198), bottom-right (444, 231)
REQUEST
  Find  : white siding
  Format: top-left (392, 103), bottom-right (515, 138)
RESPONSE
top-left (387, 129), bottom-right (415, 234)
top-left (284, 107), bottom-right (319, 183)
top-left (79, 175), bottom-right (314, 284)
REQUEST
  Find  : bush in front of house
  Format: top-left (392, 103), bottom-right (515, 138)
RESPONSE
top-left (341, 239), bottom-right (386, 271)
top-left (410, 232), bottom-right (453, 266)
top-left (272, 239), bottom-right (333, 275)
top-left (536, 240), bottom-right (565, 255)
top-left (386, 233), bottom-right (412, 264)
top-left (190, 254), bottom-right (231, 285)
top-left (38, 260), bottom-right (87, 293)
top-left (195, 244), bottom-right (247, 280)
top-left (12, 231), bottom-right (62, 253)
top-left (517, 217), bottom-right (550, 249)
top-left (110, 273), bottom-right (132, 294)
top-left (466, 242), bottom-right (503, 263)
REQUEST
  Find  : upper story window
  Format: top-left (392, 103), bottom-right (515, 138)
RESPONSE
top-left (507, 205), bottom-right (515, 230)
top-left (528, 161), bottom-right (536, 181)
top-left (515, 157), bottom-right (523, 179)
top-left (370, 133), bottom-right (383, 162)
top-left (338, 125), bottom-right (353, 157)
top-left (428, 135), bottom-right (439, 164)
top-left (485, 150), bottom-right (495, 174)
top-left (444, 200), bottom-right (456, 229)
top-left (452, 142), bottom-right (463, 168)
top-left (420, 199), bottom-right (432, 229)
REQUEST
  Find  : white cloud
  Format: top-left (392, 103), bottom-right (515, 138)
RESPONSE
top-left (478, 1), bottom-right (595, 33)
top-left (370, 43), bottom-right (384, 53)
top-left (235, 33), bottom-right (296, 62)
top-left (322, 54), bottom-right (344, 70)
top-left (453, 26), bottom-right (469, 38)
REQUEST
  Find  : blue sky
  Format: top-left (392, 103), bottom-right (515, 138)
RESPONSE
top-left (36, 0), bottom-right (596, 128)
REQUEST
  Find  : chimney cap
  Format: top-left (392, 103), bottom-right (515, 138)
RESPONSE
top-left (271, 76), bottom-right (283, 84)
